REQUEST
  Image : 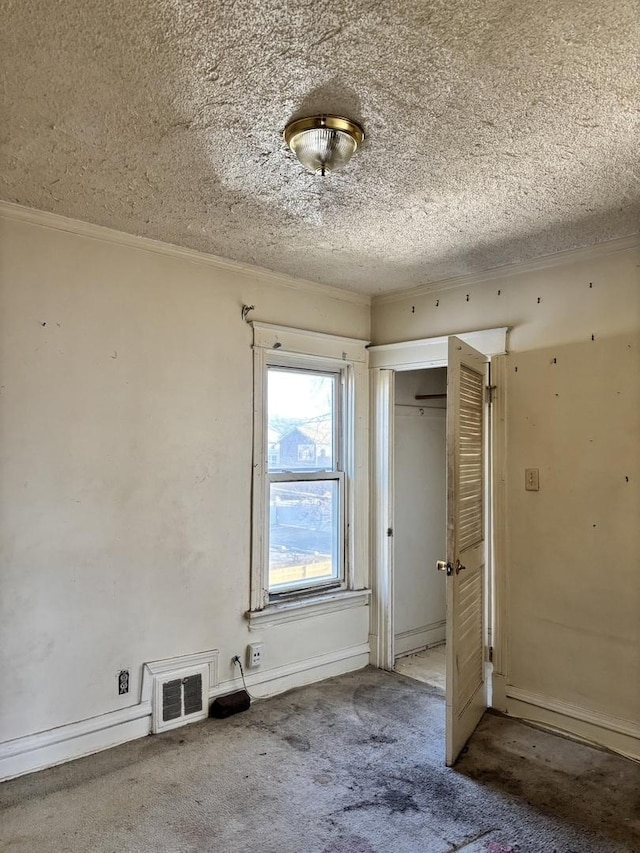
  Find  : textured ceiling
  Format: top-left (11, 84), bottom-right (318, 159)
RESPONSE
top-left (2, 1), bottom-right (639, 294)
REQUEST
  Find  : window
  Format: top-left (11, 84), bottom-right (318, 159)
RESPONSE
top-left (267, 367), bottom-right (343, 595)
top-left (249, 323), bottom-right (370, 617)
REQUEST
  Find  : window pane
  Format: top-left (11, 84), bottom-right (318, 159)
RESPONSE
top-left (267, 369), bottom-right (335, 472)
top-left (269, 480), bottom-right (339, 590)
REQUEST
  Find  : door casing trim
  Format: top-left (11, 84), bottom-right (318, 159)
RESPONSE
top-left (368, 328), bottom-right (508, 682)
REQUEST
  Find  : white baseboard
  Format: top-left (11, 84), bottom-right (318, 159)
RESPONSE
top-left (0, 705), bottom-right (152, 782)
top-left (490, 672), bottom-right (507, 712)
top-left (394, 621), bottom-right (445, 657)
top-left (0, 642), bottom-right (369, 782)
top-left (505, 686), bottom-right (640, 762)
top-left (212, 641), bottom-right (371, 700)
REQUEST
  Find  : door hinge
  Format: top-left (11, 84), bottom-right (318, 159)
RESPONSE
top-left (486, 384), bottom-right (496, 405)
top-left (487, 645), bottom-right (494, 663)
top-left (387, 528), bottom-right (393, 537)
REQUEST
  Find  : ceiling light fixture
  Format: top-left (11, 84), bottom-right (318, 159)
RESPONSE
top-left (284, 115), bottom-right (365, 176)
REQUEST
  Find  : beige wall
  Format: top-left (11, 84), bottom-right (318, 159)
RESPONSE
top-left (2, 203), bottom-right (638, 764)
top-left (393, 371), bottom-right (447, 653)
top-left (372, 246), bottom-right (640, 738)
top-left (0, 211), bottom-right (370, 744)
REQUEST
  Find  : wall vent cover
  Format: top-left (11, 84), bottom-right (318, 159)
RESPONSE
top-left (153, 664), bottom-right (208, 734)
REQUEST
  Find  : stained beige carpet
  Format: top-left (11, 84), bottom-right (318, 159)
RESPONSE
top-left (395, 644), bottom-right (446, 692)
top-left (1, 668), bottom-right (638, 852)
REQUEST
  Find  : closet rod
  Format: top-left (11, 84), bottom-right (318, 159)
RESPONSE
top-left (415, 393), bottom-right (447, 400)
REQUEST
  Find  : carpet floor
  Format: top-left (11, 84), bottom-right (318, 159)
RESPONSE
top-left (395, 644), bottom-right (447, 691)
top-left (1, 667), bottom-right (638, 853)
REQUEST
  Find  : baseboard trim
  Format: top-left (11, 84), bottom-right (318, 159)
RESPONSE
top-left (490, 672), bottom-right (507, 712)
top-left (0, 705), bottom-right (152, 782)
top-left (0, 642), bottom-right (370, 781)
top-left (505, 686), bottom-right (640, 762)
top-left (213, 641), bottom-right (371, 700)
top-left (395, 621), bottom-right (445, 657)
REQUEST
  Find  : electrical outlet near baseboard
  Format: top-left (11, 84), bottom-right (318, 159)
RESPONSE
top-left (246, 643), bottom-right (263, 669)
top-left (525, 467), bottom-right (540, 491)
top-left (118, 669), bottom-right (130, 695)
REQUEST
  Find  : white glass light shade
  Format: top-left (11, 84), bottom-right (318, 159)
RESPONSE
top-left (284, 116), bottom-right (364, 176)
top-left (289, 128), bottom-right (356, 175)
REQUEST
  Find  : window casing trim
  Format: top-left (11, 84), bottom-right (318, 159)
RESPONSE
top-left (249, 324), bottom-right (369, 614)
top-left (246, 588), bottom-right (371, 630)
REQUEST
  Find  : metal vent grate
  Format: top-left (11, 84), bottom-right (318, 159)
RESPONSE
top-left (162, 679), bottom-right (183, 722)
top-left (153, 663), bottom-right (209, 734)
top-left (183, 674), bottom-right (203, 715)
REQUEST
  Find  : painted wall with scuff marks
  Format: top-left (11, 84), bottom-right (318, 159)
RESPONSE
top-left (0, 213), bottom-right (370, 744)
top-left (393, 369), bottom-right (447, 655)
top-left (372, 246), bottom-right (640, 732)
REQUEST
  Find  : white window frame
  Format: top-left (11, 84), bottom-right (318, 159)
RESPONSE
top-left (248, 323), bottom-right (370, 623)
top-left (266, 361), bottom-right (345, 597)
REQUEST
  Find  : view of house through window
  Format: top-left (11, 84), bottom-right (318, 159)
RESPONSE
top-left (267, 367), bottom-right (343, 594)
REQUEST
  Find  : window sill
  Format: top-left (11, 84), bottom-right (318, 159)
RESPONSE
top-left (245, 588), bottom-right (371, 631)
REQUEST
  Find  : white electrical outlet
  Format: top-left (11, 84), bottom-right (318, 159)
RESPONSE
top-left (247, 643), bottom-right (263, 669)
top-left (525, 468), bottom-right (540, 491)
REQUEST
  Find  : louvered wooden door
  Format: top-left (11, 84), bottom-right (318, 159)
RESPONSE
top-left (445, 336), bottom-right (488, 766)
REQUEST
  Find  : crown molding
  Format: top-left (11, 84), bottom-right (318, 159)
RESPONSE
top-left (0, 201), bottom-right (371, 307)
top-left (4, 201), bottom-right (637, 308)
top-left (373, 233), bottom-right (640, 305)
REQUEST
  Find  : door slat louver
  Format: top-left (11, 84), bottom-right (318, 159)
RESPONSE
top-left (457, 365), bottom-right (484, 552)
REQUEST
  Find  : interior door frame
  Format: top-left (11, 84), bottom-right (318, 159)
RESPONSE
top-left (368, 328), bottom-right (509, 707)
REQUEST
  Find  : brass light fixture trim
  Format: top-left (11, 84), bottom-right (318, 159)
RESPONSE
top-left (284, 114), bottom-right (365, 176)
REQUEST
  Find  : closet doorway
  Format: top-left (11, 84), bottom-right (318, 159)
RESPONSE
top-left (393, 367), bottom-right (447, 691)
top-left (369, 328), bottom-right (507, 764)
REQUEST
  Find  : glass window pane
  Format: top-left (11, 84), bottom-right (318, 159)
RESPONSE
top-left (268, 480), bottom-right (339, 590)
top-left (267, 369), bottom-right (335, 472)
